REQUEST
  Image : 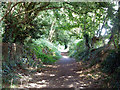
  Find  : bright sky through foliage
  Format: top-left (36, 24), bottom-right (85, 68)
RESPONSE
top-left (101, 1), bottom-right (118, 36)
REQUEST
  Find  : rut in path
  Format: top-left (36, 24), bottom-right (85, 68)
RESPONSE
top-left (18, 52), bottom-right (102, 88)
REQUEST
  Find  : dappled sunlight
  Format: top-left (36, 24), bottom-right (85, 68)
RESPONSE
top-left (64, 78), bottom-right (69, 81)
top-left (34, 72), bottom-right (56, 77)
top-left (68, 84), bottom-right (74, 87)
top-left (18, 72), bottom-right (50, 88)
top-left (86, 74), bottom-right (101, 80)
top-left (25, 83), bottom-right (47, 88)
top-left (16, 52), bottom-right (105, 88)
top-left (49, 74), bottom-right (55, 77)
top-left (76, 71), bottom-right (83, 74)
top-left (76, 66), bottom-right (104, 81)
top-left (36, 80), bottom-right (48, 84)
top-left (43, 64), bottom-right (60, 68)
top-left (62, 56), bottom-right (69, 58)
top-left (79, 81), bottom-right (85, 84)
top-left (67, 76), bottom-right (73, 78)
top-left (78, 87), bottom-right (85, 89)
top-left (59, 76), bottom-right (65, 79)
top-left (35, 72), bottom-right (44, 76)
top-left (16, 59), bottom-right (105, 89)
top-left (79, 74), bottom-right (85, 77)
top-left (81, 83), bottom-right (89, 87)
top-left (19, 74), bottom-right (32, 83)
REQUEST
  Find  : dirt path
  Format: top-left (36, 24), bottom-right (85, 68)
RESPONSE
top-left (17, 53), bottom-right (103, 88)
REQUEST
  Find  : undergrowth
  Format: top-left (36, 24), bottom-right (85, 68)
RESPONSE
top-left (2, 39), bottom-right (62, 88)
top-left (69, 40), bottom-right (120, 88)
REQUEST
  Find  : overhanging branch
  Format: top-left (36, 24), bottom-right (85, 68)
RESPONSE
top-left (64, 6), bottom-right (80, 15)
top-left (17, 6), bottom-right (62, 24)
top-left (0, 2), bottom-right (23, 22)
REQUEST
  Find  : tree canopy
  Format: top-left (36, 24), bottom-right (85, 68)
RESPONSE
top-left (1, 1), bottom-right (120, 88)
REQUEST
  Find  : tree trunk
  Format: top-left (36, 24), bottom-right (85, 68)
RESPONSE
top-left (84, 34), bottom-right (90, 50)
top-left (48, 18), bottom-right (56, 42)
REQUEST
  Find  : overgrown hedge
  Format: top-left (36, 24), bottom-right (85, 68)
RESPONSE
top-left (2, 39), bottom-right (62, 87)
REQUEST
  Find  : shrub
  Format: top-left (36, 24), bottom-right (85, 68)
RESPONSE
top-left (25, 39), bottom-right (62, 65)
top-left (101, 50), bottom-right (120, 73)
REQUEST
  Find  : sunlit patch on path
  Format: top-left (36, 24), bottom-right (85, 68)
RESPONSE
top-left (62, 56), bottom-right (69, 58)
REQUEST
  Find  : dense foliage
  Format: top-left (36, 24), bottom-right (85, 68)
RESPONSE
top-left (0, 1), bottom-right (120, 88)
